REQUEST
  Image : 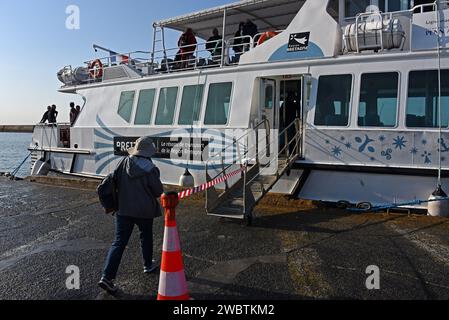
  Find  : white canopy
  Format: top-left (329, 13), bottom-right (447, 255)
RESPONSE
top-left (154, 0), bottom-right (307, 40)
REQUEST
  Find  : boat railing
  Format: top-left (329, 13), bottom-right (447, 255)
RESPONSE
top-left (76, 32), bottom-right (283, 85)
top-left (342, 1), bottom-right (449, 55)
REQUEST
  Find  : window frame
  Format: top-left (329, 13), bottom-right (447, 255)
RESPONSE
top-left (405, 69), bottom-right (449, 129)
top-left (177, 84), bottom-right (206, 126)
top-left (133, 88), bottom-right (157, 126)
top-left (203, 81), bottom-right (234, 127)
top-left (313, 73), bottom-right (354, 128)
top-left (117, 90), bottom-right (136, 124)
top-left (154, 86), bottom-right (180, 126)
top-left (356, 71), bottom-right (401, 129)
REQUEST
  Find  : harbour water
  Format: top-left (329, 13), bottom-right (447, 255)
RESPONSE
top-left (0, 133), bottom-right (32, 178)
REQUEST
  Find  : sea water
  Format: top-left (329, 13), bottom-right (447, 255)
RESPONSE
top-left (0, 133), bottom-right (32, 178)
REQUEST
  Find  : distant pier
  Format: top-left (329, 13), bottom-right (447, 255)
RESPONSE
top-left (0, 125), bottom-right (34, 133)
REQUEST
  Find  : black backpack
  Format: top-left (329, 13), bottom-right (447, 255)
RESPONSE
top-left (97, 158), bottom-right (126, 214)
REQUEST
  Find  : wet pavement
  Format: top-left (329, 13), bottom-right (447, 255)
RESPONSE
top-left (1, 176), bottom-right (449, 300)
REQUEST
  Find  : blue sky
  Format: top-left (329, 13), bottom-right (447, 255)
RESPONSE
top-left (0, 0), bottom-right (231, 125)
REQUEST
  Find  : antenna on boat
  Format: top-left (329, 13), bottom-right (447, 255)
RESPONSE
top-left (179, 70), bottom-right (203, 187)
top-left (428, 0), bottom-right (449, 216)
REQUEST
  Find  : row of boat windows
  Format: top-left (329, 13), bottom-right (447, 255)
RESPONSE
top-left (117, 82), bottom-right (232, 126)
top-left (314, 70), bottom-right (449, 128)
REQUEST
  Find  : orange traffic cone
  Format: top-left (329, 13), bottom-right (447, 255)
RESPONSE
top-left (157, 192), bottom-right (190, 300)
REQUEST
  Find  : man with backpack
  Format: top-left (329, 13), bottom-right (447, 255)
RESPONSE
top-left (97, 136), bottom-right (164, 294)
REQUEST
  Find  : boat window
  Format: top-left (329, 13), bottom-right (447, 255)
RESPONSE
top-left (314, 75), bottom-right (352, 126)
top-left (155, 87), bottom-right (179, 125)
top-left (345, 0), bottom-right (370, 17)
top-left (134, 89), bottom-right (156, 125)
top-left (358, 72), bottom-right (399, 127)
top-left (178, 85), bottom-right (205, 125)
top-left (406, 70), bottom-right (449, 128)
top-left (117, 91), bottom-right (135, 123)
top-left (204, 82), bottom-right (233, 125)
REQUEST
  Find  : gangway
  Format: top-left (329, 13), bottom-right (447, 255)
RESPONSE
top-left (205, 118), bottom-right (303, 225)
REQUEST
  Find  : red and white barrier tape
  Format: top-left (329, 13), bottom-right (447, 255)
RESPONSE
top-left (178, 166), bottom-right (246, 199)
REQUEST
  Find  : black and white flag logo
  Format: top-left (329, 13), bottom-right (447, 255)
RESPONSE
top-left (288, 32), bottom-right (310, 52)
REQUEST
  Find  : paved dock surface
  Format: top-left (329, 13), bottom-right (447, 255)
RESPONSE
top-left (1, 176), bottom-right (449, 300)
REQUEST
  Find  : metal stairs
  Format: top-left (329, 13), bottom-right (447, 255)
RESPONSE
top-left (205, 118), bottom-right (302, 225)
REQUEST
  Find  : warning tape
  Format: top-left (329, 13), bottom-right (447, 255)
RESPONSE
top-left (178, 166), bottom-right (246, 199)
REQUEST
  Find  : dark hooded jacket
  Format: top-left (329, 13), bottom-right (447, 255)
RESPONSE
top-left (115, 156), bottom-right (164, 219)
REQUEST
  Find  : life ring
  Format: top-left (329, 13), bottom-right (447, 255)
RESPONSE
top-left (89, 59), bottom-right (103, 79)
top-left (257, 31), bottom-right (278, 46)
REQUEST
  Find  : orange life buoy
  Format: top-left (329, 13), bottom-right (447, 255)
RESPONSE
top-left (257, 31), bottom-right (278, 46)
top-left (89, 59), bottom-right (103, 79)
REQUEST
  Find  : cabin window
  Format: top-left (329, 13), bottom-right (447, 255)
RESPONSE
top-left (155, 87), bottom-right (179, 125)
top-left (314, 75), bottom-right (352, 126)
top-left (117, 91), bottom-right (135, 123)
top-left (345, 0), bottom-right (370, 17)
top-left (204, 82), bottom-right (233, 125)
top-left (178, 85), bottom-right (205, 125)
top-left (134, 89), bottom-right (156, 125)
top-left (406, 70), bottom-right (449, 128)
top-left (358, 72), bottom-right (399, 127)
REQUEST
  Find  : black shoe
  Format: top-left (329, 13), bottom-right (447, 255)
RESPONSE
top-left (144, 260), bottom-right (159, 274)
top-left (98, 277), bottom-right (118, 294)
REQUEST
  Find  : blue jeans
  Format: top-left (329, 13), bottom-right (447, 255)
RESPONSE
top-left (102, 215), bottom-right (154, 280)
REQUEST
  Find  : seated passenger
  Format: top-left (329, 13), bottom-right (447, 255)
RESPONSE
top-left (177, 28), bottom-right (197, 69)
top-left (206, 28), bottom-right (223, 63)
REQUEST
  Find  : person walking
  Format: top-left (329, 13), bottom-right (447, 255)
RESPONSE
top-left (98, 136), bottom-right (164, 294)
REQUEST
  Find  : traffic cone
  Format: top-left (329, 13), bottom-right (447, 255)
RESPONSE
top-left (157, 192), bottom-right (190, 300)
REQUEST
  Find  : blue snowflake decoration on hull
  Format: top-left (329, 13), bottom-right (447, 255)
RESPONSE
top-left (379, 135), bottom-right (386, 142)
top-left (345, 142), bottom-right (352, 149)
top-left (393, 136), bottom-right (407, 150)
top-left (422, 151), bottom-right (432, 164)
top-left (331, 146), bottom-right (343, 157)
top-left (410, 147), bottom-right (418, 155)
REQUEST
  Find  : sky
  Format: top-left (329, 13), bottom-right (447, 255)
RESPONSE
top-left (0, 0), bottom-right (231, 125)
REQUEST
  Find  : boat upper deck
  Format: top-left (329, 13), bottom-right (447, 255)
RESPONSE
top-left (57, 0), bottom-right (449, 90)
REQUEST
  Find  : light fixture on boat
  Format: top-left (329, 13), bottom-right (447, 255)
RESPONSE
top-left (427, 185), bottom-right (449, 217)
top-left (179, 168), bottom-right (195, 188)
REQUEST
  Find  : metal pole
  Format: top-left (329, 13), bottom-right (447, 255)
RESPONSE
top-left (221, 9), bottom-right (227, 68)
top-left (436, 1), bottom-right (443, 187)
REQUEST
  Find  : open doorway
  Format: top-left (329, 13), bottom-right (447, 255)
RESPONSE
top-left (279, 79), bottom-right (302, 156)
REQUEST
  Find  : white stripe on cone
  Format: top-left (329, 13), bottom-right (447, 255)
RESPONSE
top-left (158, 270), bottom-right (188, 297)
top-left (162, 226), bottom-right (181, 252)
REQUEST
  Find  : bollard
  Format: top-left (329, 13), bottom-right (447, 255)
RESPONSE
top-left (157, 192), bottom-right (190, 300)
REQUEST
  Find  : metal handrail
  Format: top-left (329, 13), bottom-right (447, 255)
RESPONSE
top-left (206, 118), bottom-right (269, 166)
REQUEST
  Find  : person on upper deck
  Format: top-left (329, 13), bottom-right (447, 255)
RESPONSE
top-left (232, 22), bottom-right (246, 60)
top-left (177, 28), bottom-right (197, 69)
top-left (243, 19), bottom-right (258, 39)
top-left (206, 28), bottom-right (223, 63)
top-left (48, 105), bottom-right (58, 124)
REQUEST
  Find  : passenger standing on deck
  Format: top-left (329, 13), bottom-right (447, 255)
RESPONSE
top-left (206, 28), bottom-right (223, 63)
top-left (69, 102), bottom-right (77, 126)
top-left (177, 28), bottom-right (197, 69)
top-left (233, 22), bottom-right (246, 60)
top-left (243, 19), bottom-right (258, 42)
top-left (98, 137), bottom-right (164, 294)
top-left (48, 105), bottom-right (58, 124)
top-left (40, 106), bottom-right (52, 124)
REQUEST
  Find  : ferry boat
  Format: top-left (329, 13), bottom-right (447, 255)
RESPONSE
top-left (30, 0), bottom-right (449, 222)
